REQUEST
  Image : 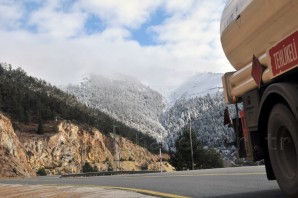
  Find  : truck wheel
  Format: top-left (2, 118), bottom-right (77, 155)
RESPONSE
top-left (268, 103), bottom-right (298, 197)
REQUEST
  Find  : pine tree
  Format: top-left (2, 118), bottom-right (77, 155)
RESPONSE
top-left (82, 162), bottom-right (97, 173)
top-left (37, 119), bottom-right (44, 134)
top-left (36, 167), bottom-right (47, 176)
top-left (199, 148), bottom-right (224, 169)
top-left (170, 127), bottom-right (223, 170)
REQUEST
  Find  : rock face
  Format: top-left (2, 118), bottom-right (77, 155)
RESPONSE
top-left (0, 114), bottom-right (174, 177)
top-left (0, 114), bottom-right (35, 177)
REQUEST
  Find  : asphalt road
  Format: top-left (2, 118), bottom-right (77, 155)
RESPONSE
top-left (0, 166), bottom-right (284, 198)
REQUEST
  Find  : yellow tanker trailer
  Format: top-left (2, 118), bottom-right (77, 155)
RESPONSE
top-left (221, 0), bottom-right (298, 196)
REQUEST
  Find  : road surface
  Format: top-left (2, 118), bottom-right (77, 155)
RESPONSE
top-left (0, 166), bottom-right (284, 198)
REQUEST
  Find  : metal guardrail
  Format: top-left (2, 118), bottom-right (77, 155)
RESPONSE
top-left (60, 170), bottom-right (161, 178)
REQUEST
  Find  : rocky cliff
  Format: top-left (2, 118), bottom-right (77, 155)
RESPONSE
top-left (0, 114), bottom-right (35, 177)
top-left (0, 114), bottom-right (173, 177)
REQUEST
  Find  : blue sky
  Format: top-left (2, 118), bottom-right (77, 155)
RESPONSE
top-left (0, 0), bottom-right (232, 93)
top-left (131, 7), bottom-right (168, 46)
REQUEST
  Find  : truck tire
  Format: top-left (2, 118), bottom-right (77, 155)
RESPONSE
top-left (268, 103), bottom-right (298, 197)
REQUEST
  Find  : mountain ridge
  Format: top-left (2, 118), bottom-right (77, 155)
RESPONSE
top-left (63, 72), bottom-right (228, 148)
top-left (165, 73), bottom-right (223, 106)
top-left (63, 74), bottom-right (168, 139)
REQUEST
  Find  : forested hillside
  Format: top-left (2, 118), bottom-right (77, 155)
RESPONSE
top-left (62, 71), bottom-right (235, 161)
top-left (63, 74), bottom-right (167, 138)
top-left (0, 63), bottom-right (158, 152)
top-left (161, 92), bottom-right (234, 156)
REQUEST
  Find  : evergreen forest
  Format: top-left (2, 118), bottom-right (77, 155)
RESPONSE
top-left (0, 63), bottom-right (158, 153)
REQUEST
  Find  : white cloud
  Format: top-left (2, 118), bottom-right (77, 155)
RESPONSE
top-left (145, 0), bottom-right (231, 79)
top-left (76, 0), bottom-right (163, 29)
top-left (163, 0), bottom-right (195, 14)
top-left (0, 0), bottom-right (23, 29)
top-left (99, 28), bottom-right (131, 41)
top-left (0, 0), bottom-right (233, 93)
top-left (29, 10), bottom-right (87, 38)
top-left (26, 0), bottom-right (87, 38)
top-left (152, 1), bottom-right (224, 47)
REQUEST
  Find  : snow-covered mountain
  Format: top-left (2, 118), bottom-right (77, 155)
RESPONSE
top-left (166, 73), bottom-right (223, 106)
top-left (63, 74), bottom-right (167, 138)
top-left (161, 92), bottom-right (233, 146)
top-left (159, 73), bottom-right (235, 162)
top-left (63, 72), bottom-right (236, 163)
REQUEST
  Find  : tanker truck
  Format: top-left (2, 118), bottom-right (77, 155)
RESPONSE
top-left (221, 0), bottom-right (298, 196)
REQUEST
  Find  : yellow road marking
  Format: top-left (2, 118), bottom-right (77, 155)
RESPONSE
top-left (45, 184), bottom-right (189, 198)
top-left (96, 186), bottom-right (189, 198)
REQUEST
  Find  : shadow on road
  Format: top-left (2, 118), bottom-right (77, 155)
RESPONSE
top-left (211, 189), bottom-right (285, 198)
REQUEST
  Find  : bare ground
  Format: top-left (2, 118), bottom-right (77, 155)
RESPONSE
top-left (0, 183), bottom-right (158, 198)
